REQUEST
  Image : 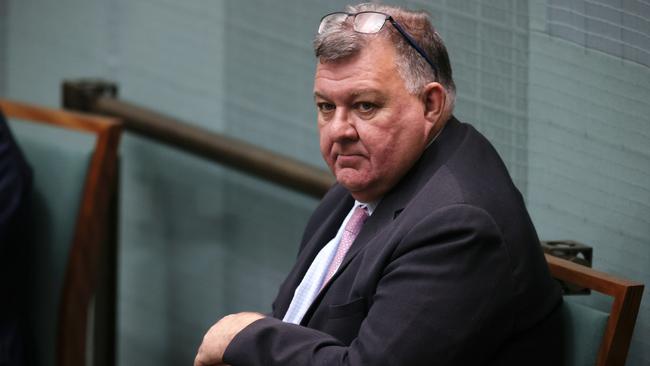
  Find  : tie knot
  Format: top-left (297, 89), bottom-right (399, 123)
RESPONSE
top-left (346, 206), bottom-right (368, 235)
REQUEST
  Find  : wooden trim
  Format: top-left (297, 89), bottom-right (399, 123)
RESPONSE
top-left (0, 99), bottom-right (122, 366)
top-left (0, 98), bottom-right (119, 133)
top-left (62, 80), bottom-right (334, 198)
top-left (545, 254), bottom-right (644, 366)
top-left (92, 97), bottom-right (335, 198)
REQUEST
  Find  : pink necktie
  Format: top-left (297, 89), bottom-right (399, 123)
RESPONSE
top-left (322, 206), bottom-right (369, 287)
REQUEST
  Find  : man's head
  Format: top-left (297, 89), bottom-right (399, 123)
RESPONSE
top-left (315, 3), bottom-right (455, 106)
top-left (313, 3), bottom-right (455, 202)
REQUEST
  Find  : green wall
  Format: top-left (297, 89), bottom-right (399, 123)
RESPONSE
top-left (528, 1), bottom-right (650, 362)
top-left (1, 0), bottom-right (648, 364)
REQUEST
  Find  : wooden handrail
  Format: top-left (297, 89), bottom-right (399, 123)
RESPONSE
top-left (96, 97), bottom-right (334, 197)
top-left (62, 80), bottom-right (335, 198)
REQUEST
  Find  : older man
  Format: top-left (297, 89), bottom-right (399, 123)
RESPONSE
top-left (196, 4), bottom-right (562, 365)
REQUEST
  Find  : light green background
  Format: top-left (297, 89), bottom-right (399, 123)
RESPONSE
top-left (1, 0), bottom-right (648, 365)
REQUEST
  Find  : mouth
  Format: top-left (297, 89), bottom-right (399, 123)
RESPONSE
top-left (335, 153), bottom-right (364, 166)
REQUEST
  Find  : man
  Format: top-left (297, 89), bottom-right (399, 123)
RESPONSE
top-left (0, 109), bottom-right (33, 366)
top-left (195, 4), bottom-right (562, 365)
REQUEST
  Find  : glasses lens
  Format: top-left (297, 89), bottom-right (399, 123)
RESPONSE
top-left (318, 13), bottom-right (348, 34)
top-left (354, 12), bottom-right (387, 33)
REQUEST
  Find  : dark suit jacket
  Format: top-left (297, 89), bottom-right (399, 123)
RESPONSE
top-left (0, 111), bottom-right (34, 366)
top-left (224, 117), bottom-right (563, 365)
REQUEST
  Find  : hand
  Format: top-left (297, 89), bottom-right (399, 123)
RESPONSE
top-left (194, 312), bottom-right (265, 366)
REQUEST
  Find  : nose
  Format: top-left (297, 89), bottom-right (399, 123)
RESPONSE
top-left (329, 109), bottom-right (359, 142)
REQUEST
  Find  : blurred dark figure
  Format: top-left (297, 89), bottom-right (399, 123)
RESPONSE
top-left (0, 110), bottom-right (34, 366)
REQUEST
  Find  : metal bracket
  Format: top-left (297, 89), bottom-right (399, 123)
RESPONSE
top-left (542, 240), bottom-right (593, 295)
top-left (62, 79), bottom-right (118, 112)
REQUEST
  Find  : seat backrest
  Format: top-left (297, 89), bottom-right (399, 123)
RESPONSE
top-left (546, 254), bottom-right (644, 366)
top-left (0, 99), bottom-right (121, 366)
top-left (560, 299), bottom-right (609, 366)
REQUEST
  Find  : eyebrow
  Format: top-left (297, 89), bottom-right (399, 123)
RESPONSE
top-left (313, 91), bottom-right (329, 101)
top-left (313, 89), bottom-right (386, 101)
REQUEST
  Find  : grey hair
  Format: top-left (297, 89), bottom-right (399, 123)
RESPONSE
top-left (315, 3), bottom-right (456, 110)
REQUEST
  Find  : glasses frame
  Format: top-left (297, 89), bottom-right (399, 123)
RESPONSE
top-left (318, 11), bottom-right (438, 78)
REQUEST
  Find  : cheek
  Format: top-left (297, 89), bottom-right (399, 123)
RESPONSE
top-left (363, 126), bottom-right (416, 173)
top-left (368, 144), bottom-right (398, 176)
top-left (319, 131), bottom-right (334, 162)
top-left (360, 126), bottom-right (397, 160)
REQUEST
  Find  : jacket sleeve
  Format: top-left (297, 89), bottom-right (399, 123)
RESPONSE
top-left (0, 115), bottom-right (32, 245)
top-left (223, 204), bottom-right (518, 366)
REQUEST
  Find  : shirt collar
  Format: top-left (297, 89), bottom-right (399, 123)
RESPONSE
top-left (354, 199), bottom-right (379, 216)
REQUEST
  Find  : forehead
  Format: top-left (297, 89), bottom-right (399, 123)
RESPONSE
top-left (313, 36), bottom-right (405, 98)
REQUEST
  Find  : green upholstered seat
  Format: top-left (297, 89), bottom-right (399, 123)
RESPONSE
top-left (8, 118), bottom-right (95, 366)
top-left (546, 255), bottom-right (643, 366)
top-left (2, 98), bottom-right (121, 366)
top-left (561, 299), bottom-right (610, 366)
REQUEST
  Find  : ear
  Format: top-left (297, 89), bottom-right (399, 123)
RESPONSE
top-left (422, 82), bottom-right (446, 126)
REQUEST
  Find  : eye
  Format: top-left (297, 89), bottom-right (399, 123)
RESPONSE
top-left (317, 102), bottom-right (336, 113)
top-left (355, 102), bottom-right (377, 114)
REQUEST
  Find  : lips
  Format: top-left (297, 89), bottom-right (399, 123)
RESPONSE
top-left (335, 154), bottom-right (365, 166)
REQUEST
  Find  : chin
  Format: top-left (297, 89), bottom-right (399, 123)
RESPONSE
top-left (335, 168), bottom-right (375, 191)
top-left (336, 176), bottom-right (366, 192)
top-left (337, 179), bottom-right (372, 198)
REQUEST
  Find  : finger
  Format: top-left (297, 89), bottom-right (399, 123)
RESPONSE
top-left (194, 347), bottom-right (207, 366)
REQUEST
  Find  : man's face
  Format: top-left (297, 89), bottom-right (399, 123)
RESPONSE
top-left (314, 36), bottom-right (435, 202)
